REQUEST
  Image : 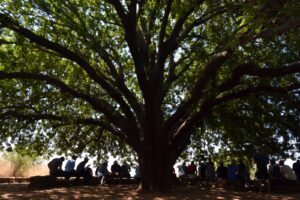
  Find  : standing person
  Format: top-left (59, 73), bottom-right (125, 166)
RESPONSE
top-left (65, 155), bottom-right (77, 180)
top-left (205, 158), bottom-right (215, 180)
top-left (237, 159), bottom-right (249, 181)
top-left (227, 160), bottom-right (238, 180)
top-left (292, 157), bottom-right (300, 181)
top-left (187, 161), bottom-right (197, 184)
top-left (253, 147), bottom-right (269, 180)
top-left (48, 156), bottom-right (65, 177)
top-left (216, 161), bottom-right (227, 179)
top-left (199, 155), bottom-right (207, 180)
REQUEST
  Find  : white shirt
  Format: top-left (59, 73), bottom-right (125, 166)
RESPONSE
top-left (280, 165), bottom-right (297, 180)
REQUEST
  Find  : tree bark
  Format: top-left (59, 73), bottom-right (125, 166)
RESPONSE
top-left (137, 146), bottom-right (176, 192)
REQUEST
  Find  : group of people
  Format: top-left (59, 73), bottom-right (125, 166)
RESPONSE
top-left (48, 156), bottom-right (140, 184)
top-left (48, 151), bottom-right (300, 188)
top-left (177, 151), bottom-right (300, 187)
top-left (178, 156), bottom-right (249, 185)
top-left (252, 148), bottom-right (300, 184)
top-left (95, 160), bottom-right (135, 184)
top-left (47, 156), bottom-right (92, 182)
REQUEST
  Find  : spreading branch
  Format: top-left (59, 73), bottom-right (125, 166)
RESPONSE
top-left (219, 62), bottom-right (300, 91)
top-left (164, 50), bottom-right (231, 135)
top-left (0, 71), bottom-right (129, 132)
top-left (0, 13), bottom-right (140, 138)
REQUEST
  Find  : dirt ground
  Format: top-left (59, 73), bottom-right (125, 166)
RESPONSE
top-left (1, 183), bottom-right (300, 200)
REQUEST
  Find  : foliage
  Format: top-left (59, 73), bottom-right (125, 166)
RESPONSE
top-left (0, 0), bottom-right (300, 191)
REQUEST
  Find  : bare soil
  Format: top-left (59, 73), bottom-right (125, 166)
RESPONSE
top-left (1, 183), bottom-right (300, 200)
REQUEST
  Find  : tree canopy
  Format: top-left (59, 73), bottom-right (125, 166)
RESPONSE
top-left (0, 0), bottom-right (300, 191)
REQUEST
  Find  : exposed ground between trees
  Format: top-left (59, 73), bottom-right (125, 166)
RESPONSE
top-left (1, 183), bottom-right (300, 200)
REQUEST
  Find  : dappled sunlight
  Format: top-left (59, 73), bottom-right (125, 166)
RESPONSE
top-left (0, 184), bottom-right (300, 199)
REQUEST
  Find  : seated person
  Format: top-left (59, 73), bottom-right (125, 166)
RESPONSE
top-left (48, 156), bottom-right (65, 177)
top-left (96, 161), bottom-right (110, 184)
top-left (279, 160), bottom-right (297, 182)
top-left (65, 155), bottom-right (77, 180)
top-left (111, 160), bottom-right (122, 178)
top-left (134, 165), bottom-right (140, 181)
top-left (121, 161), bottom-right (131, 179)
top-left (293, 158), bottom-right (300, 181)
top-left (76, 157), bottom-right (92, 181)
top-left (268, 158), bottom-right (282, 180)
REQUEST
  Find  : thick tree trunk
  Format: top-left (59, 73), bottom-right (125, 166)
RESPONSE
top-left (137, 146), bottom-right (177, 192)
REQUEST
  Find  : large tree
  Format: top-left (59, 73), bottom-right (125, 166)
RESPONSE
top-left (0, 0), bottom-right (300, 191)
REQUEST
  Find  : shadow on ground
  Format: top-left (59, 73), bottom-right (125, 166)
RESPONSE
top-left (0, 183), bottom-right (300, 200)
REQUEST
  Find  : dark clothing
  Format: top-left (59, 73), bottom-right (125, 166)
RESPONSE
top-left (293, 161), bottom-right (300, 181)
top-left (111, 163), bottom-right (122, 176)
top-left (269, 164), bottom-right (282, 179)
top-left (76, 160), bottom-right (91, 181)
top-left (121, 163), bottom-right (131, 178)
top-left (253, 152), bottom-right (269, 179)
top-left (217, 165), bottom-right (227, 179)
top-left (227, 165), bottom-right (238, 180)
top-left (48, 158), bottom-right (64, 176)
top-left (96, 163), bottom-right (109, 177)
top-left (199, 161), bottom-right (207, 179)
top-left (76, 160), bottom-right (88, 172)
top-left (237, 162), bottom-right (248, 180)
top-left (96, 162), bottom-right (110, 184)
top-left (206, 162), bottom-right (215, 179)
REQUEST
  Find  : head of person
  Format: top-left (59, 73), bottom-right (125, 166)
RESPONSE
top-left (219, 161), bottom-right (224, 166)
top-left (270, 158), bottom-right (276, 165)
top-left (279, 160), bottom-right (284, 166)
top-left (84, 157), bottom-right (89, 162)
top-left (255, 146), bottom-right (261, 153)
top-left (114, 160), bottom-right (118, 165)
top-left (72, 155), bottom-right (77, 160)
top-left (60, 156), bottom-right (65, 161)
top-left (230, 160), bottom-right (236, 165)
